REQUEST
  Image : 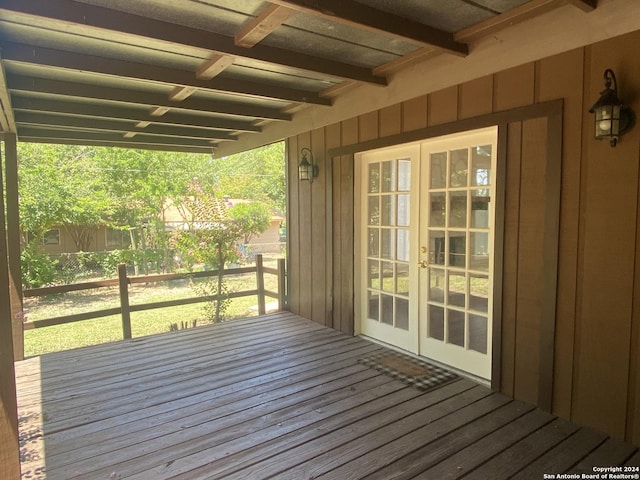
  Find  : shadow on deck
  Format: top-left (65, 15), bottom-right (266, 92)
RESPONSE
top-left (15, 312), bottom-right (639, 479)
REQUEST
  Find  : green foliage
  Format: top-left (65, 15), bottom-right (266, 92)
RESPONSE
top-left (97, 249), bottom-right (165, 277)
top-left (170, 180), bottom-right (250, 322)
top-left (169, 319), bottom-right (198, 331)
top-left (94, 149), bottom-right (214, 225)
top-left (227, 202), bottom-right (272, 244)
top-left (21, 243), bottom-right (59, 289)
top-left (16, 142), bottom-right (285, 289)
top-left (191, 279), bottom-right (231, 323)
top-left (212, 142), bottom-right (286, 213)
top-left (18, 144), bottom-right (114, 250)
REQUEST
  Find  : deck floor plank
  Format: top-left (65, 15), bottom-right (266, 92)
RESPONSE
top-left (219, 384), bottom-right (492, 480)
top-left (45, 339), bottom-right (381, 446)
top-left (571, 437), bottom-right (639, 473)
top-left (460, 417), bottom-right (580, 479)
top-left (16, 313), bottom-right (315, 393)
top-left (514, 427), bottom-right (608, 479)
top-left (15, 312), bottom-right (639, 480)
top-left (17, 314), bottom-right (325, 393)
top-left (360, 399), bottom-right (536, 480)
top-left (17, 312), bottom-right (300, 376)
top-left (27, 327), bottom-right (353, 416)
top-left (413, 408), bottom-right (557, 479)
top-left (46, 357), bottom-right (386, 476)
top-left (46, 342), bottom-right (384, 455)
top-left (625, 450), bottom-right (640, 466)
top-left (25, 325), bottom-right (348, 429)
top-left (130, 382), bottom-right (477, 480)
top-left (296, 392), bottom-right (513, 480)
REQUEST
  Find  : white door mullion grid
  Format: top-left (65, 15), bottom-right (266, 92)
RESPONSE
top-left (356, 126), bottom-right (497, 380)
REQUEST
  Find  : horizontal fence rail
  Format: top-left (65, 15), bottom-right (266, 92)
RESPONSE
top-left (23, 254), bottom-right (287, 338)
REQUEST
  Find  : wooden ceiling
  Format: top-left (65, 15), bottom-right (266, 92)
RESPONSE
top-left (0, 0), bottom-right (598, 154)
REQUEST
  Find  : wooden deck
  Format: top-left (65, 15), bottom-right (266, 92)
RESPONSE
top-left (15, 312), bottom-right (639, 479)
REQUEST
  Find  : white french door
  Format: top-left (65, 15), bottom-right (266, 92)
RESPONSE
top-left (355, 127), bottom-right (497, 380)
top-left (355, 143), bottom-right (421, 353)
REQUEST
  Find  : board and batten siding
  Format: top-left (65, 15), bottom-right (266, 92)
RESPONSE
top-left (286, 29), bottom-right (640, 445)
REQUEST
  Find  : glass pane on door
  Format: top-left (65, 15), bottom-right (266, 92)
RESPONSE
top-left (423, 132), bottom-right (495, 378)
top-left (364, 156), bottom-right (411, 331)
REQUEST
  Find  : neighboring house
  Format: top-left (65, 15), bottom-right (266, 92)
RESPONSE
top-left (26, 225), bottom-right (130, 255)
top-left (161, 197), bottom-right (285, 247)
top-left (28, 198), bottom-right (282, 257)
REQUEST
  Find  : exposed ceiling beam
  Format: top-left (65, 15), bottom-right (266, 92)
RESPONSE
top-left (149, 106), bottom-right (171, 117)
top-left (235, 4), bottom-right (296, 48)
top-left (455, 0), bottom-right (561, 42)
top-left (1, 43), bottom-right (331, 106)
top-left (18, 136), bottom-right (213, 154)
top-left (18, 126), bottom-right (218, 149)
top-left (6, 75), bottom-right (292, 121)
top-left (14, 111), bottom-right (238, 141)
top-left (11, 97), bottom-right (262, 133)
top-left (373, 47), bottom-right (440, 76)
top-left (455, 0), bottom-right (596, 43)
top-left (168, 86), bottom-right (198, 102)
top-left (0, 0), bottom-right (387, 86)
top-left (196, 55), bottom-right (236, 80)
top-left (268, 0), bottom-right (468, 56)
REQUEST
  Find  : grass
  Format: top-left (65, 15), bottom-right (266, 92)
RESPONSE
top-left (22, 268), bottom-right (281, 358)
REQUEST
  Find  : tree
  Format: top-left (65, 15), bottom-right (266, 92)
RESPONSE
top-left (18, 144), bottom-right (113, 251)
top-left (16, 142), bottom-right (285, 286)
top-left (211, 142), bottom-right (285, 213)
top-left (94, 148), bottom-right (214, 263)
top-left (172, 180), bottom-right (246, 322)
top-left (227, 202), bottom-right (272, 244)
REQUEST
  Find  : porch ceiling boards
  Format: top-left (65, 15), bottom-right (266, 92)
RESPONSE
top-left (15, 312), bottom-right (638, 479)
top-left (0, 0), bottom-right (597, 155)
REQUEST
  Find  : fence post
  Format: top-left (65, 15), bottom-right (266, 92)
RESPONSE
top-left (118, 263), bottom-right (132, 339)
top-left (256, 254), bottom-right (266, 315)
top-left (277, 258), bottom-right (287, 311)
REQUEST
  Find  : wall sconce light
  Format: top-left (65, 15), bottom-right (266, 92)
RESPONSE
top-left (298, 147), bottom-right (318, 183)
top-left (589, 69), bottom-right (635, 147)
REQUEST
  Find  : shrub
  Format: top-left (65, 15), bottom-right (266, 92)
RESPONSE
top-left (21, 245), bottom-right (59, 289)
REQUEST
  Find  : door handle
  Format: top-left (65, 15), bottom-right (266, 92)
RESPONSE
top-left (417, 260), bottom-right (428, 269)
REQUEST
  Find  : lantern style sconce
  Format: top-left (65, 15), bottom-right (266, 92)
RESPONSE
top-left (298, 147), bottom-right (318, 183)
top-left (589, 69), bottom-right (635, 147)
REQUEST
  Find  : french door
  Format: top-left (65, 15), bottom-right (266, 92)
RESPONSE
top-left (356, 127), bottom-right (497, 380)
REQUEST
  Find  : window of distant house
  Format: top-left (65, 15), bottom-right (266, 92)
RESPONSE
top-left (27, 229), bottom-right (60, 246)
top-left (106, 228), bottom-right (131, 249)
top-left (43, 229), bottom-right (60, 245)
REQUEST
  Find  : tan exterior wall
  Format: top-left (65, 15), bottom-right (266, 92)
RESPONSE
top-left (36, 225), bottom-right (105, 254)
top-left (286, 29), bottom-right (640, 445)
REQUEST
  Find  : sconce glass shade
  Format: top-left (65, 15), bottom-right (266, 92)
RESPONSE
top-left (298, 156), bottom-right (312, 181)
top-left (298, 148), bottom-right (318, 183)
top-left (589, 69), bottom-right (633, 147)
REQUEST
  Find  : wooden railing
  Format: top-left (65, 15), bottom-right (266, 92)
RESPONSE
top-left (22, 254), bottom-right (287, 339)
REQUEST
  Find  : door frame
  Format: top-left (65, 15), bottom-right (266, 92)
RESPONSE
top-left (328, 99), bottom-right (562, 398)
top-left (355, 127), bottom-right (499, 381)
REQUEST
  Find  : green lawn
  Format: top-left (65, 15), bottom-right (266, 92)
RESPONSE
top-left (22, 270), bottom-right (281, 357)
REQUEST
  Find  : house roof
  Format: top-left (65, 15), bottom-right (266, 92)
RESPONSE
top-left (162, 197), bottom-right (284, 227)
top-left (0, 0), bottom-right (635, 157)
